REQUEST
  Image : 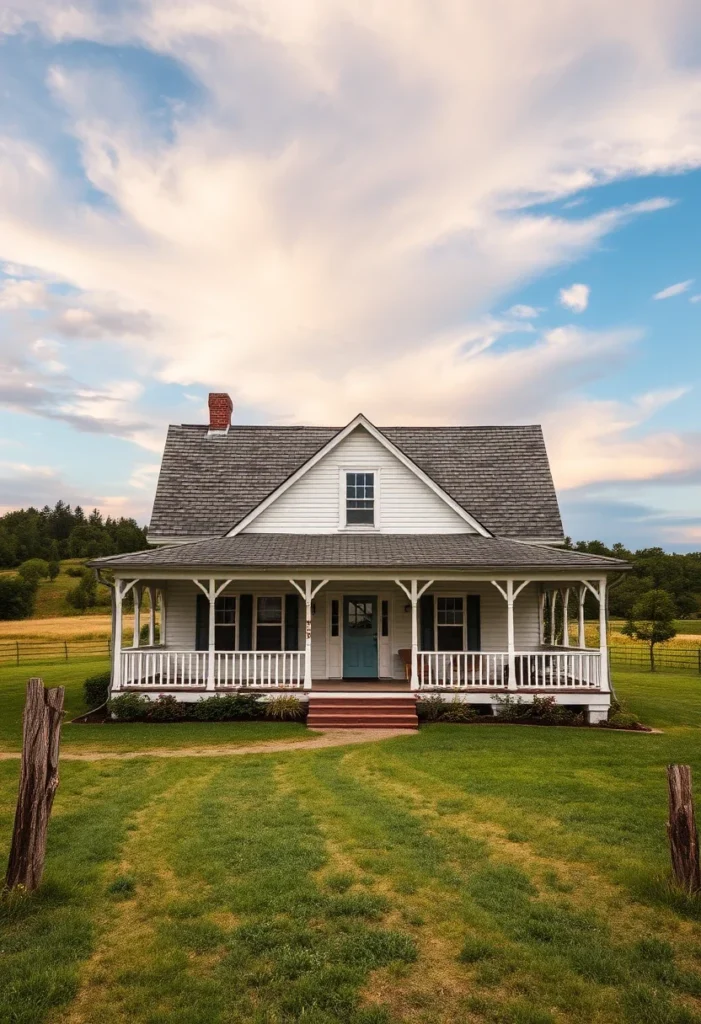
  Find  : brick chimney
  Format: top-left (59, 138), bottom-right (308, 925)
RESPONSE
top-left (208, 392), bottom-right (233, 431)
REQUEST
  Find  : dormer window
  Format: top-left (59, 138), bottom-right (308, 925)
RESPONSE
top-left (345, 471), bottom-right (375, 526)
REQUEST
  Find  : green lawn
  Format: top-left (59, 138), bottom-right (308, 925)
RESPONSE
top-left (2, 669), bottom-right (701, 1022)
top-left (0, 658), bottom-right (310, 753)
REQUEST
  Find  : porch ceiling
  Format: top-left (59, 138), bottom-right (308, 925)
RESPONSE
top-left (89, 534), bottom-right (628, 574)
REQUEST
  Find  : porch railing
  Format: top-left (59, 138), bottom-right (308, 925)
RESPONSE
top-left (119, 649), bottom-right (305, 689)
top-left (214, 651), bottom-right (305, 688)
top-left (416, 650), bottom-right (601, 689)
top-left (121, 649), bottom-right (208, 688)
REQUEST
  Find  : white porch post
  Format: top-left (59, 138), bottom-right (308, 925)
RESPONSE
top-left (409, 580), bottom-right (419, 690)
top-left (304, 579), bottom-right (313, 690)
top-left (207, 578), bottom-right (216, 691)
top-left (538, 590), bottom-right (546, 645)
top-left (578, 585), bottom-right (586, 648)
top-left (289, 579), bottom-right (329, 690)
top-left (598, 576), bottom-right (609, 692)
top-left (561, 588), bottom-right (570, 647)
top-left (148, 586), bottom-right (156, 646)
top-left (393, 579), bottom-right (433, 690)
top-left (506, 579), bottom-right (516, 691)
top-left (133, 585), bottom-right (141, 647)
top-left (113, 580), bottom-right (123, 693)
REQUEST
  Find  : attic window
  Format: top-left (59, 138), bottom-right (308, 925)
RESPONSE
top-left (346, 472), bottom-right (375, 526)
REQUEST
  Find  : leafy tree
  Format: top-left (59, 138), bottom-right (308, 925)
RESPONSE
top-left (621, 589), bottom-right (677, 672)
top-left (0, 501), bottom-right (148, 567)
top-left (17, 558), bottom-right (50, 586)
top-left (66, 571), bottom-right (98, 612)
top-left (0, 577), bottom-right (36, 619)
top-left (47, 560), bottom-right (61, 581)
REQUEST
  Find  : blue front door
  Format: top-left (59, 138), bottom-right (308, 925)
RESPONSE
top-left (343, 596), bottom-right (378, 678)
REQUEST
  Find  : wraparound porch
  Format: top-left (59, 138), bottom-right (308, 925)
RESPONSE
top-left (106, 570), bottom-right (611, 719)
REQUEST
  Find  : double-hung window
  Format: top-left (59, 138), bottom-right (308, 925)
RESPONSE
top-left (214, 596), bottom-right (236, 650)
top-left (436, 597), bottom-right (464, 651)
top-left (256, 596), bottom-right (283, 650)
top-left (346, 472), bottom-right (375, 526)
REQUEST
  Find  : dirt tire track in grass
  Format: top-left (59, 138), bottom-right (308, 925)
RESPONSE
top-left (58, 767), bottom-right (222, 1024)
top-left (276, 752), bottom-right (525, 1023)
top-left (0, 727), bottom-right (413, 761)
top-left (342, 747), bottom-right (701, 1020)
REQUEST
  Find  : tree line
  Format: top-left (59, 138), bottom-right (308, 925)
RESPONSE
top-left (566, 540), bottom-right (701, 619)
top-left (0, 502), bottom-right (147, 567)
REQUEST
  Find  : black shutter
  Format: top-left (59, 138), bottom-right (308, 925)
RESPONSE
top-left (285, 594), bottom-right (300, 650)
top-left (467, 595), bottom-right (481, 651)
top-left (419, 594), bottom-right (434, 650)
top-left (239, 594), bottom-right (253, 649)
top-left (195, 593), bottom-right (209, 651)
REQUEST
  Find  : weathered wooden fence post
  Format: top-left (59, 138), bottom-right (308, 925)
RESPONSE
top-left (5, 678), bottom-right (65, 892)
top-left (667, 764), bottom-right (701, 895)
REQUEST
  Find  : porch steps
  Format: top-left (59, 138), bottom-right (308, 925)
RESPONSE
top-left (307, 697), bottom-right (418, 730)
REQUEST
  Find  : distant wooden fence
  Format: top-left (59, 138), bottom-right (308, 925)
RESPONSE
top-left (0, 637), bottom-right (112, 666)
top-left (609, 646), bottom-right (701, 674)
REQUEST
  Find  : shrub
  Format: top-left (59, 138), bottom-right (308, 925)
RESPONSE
top-left (265, 695), bottom-right (305, 721)
top-left (607, 711), bottom-right (641, 729)
top-left (65, 565), bottom-right (86, 577)
top-left (0, 576), bottom-right (37, 620)
top-left (440, 701), bottom-right (478, 723)
top-left (417, 695), bottom-right (448, 722)
top-left (66, 571), bottom-right (98, 610)
top-left (190, 693), bottom-right (262, 721)
top-left (107, 693), bottom-right (150, 721)
top-left (47, 560), bottom-right (61, 581)
top-left (146, 695), bottom-right (188, 722)
top-left (493, 694), bottom-right (582, 726)
top-left (17, 558), bottom-right (50, 585)
top-left (84, 671), bottom-right (111, 709)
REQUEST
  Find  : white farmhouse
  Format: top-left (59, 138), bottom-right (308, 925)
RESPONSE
top-left (91, 393), bottom-right (627, 727)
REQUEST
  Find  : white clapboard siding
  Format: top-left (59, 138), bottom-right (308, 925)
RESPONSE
top-left (244, 426), bottom-right (474, 534)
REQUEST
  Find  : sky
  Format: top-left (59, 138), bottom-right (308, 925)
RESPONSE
top-left (1, 0), bottom-right (701, 551)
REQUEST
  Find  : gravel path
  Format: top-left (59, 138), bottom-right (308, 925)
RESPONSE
top-left (0, 728), bottom-right (416, 762)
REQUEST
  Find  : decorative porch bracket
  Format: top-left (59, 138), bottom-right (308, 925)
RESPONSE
top-left (394, 579), bottom-right (434, 690)
top-left (112, 578), bottom-right (139, 692)
top-left (289, 579), bottom-right (329, 689)
top-left (194, 579), bottom-right (234, 690)
top-left (491, 579), bottom-right (530, 691)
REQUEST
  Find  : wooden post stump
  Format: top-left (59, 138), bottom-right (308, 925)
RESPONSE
top-left (667, 764), bottom-right (701, 895)
top-left (5, 678), bottom-right (65, 892)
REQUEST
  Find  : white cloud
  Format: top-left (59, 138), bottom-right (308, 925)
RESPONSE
top-left (653, 279), bottom-right (693, 300)
top-left (0, 278), bottom-right (46, 309)
top-left (505, 304), bottom-right (541, 319)
top-left (559, 283), bottom-right (590, 313)
top-left (689, 294), bottom-right (701, 304)
top-left (0, 0), bottom-right (698, 519)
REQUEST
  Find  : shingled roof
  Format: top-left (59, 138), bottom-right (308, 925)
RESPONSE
top-left (91, 534), bottom-right (626, 572)
top-left (149, 422), bottom-right (564, 540)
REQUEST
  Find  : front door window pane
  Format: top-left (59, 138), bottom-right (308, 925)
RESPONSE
top-left (348, 600), bottom-right (373, 628)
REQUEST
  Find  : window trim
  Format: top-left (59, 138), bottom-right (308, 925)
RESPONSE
top-left (339, 467), bottom-right (381, 531)
top-left (433, 593), bottom-right (467, 651)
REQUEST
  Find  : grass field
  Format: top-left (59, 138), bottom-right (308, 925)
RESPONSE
top-left (0, 658), bottom-right (310, 753)
top-left (2, 666), bottom-right (701, 1023)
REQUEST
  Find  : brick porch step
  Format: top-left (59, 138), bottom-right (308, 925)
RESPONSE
top-left (307, 696), bottom-right (418, 729)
